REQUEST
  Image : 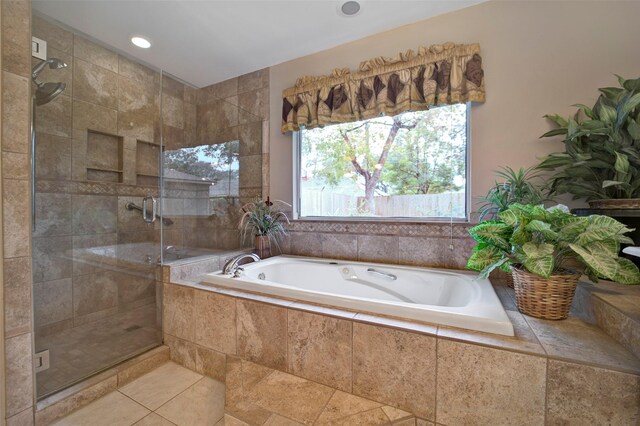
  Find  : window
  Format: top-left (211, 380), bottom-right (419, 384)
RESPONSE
top-left (295, 104), bottom-right (469, 220)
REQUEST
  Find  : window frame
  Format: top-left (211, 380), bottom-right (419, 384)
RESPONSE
top-left (292, 103), bottom-right (472, 223)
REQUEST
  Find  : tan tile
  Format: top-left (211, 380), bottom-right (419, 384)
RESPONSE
top-left (225, 357), bottom-right (273, 425)
top-left (237, 300), bottom-right (287, 370)
top-left (357, 235), bottom-right (399, 263)
top-left (119, 362), bottom-right (202, 410)
top-left (321, 234), bottom-right (357, 260)
top-left (437, 310), bottom-right (545, 355)
top-left (4, 257), bottom-right (32, 337)
top-left (4, 179), bottom-right (31, 258)
top-left (593, 297), bottom-right (640, 358)
top-left (195, 291), bottom-right (237, 354)
top-left (198, 78), bottom-right (238, 104)
top-left (35, 373), bottom-right (117, 426)
top-left (329, 408), bottom-right (391, 426)
top-left (73, 35), bottom-right (118, 72)
top-left (238, 69), bottom-right (269, 93)
top-left (37, 94), bottom-right (73, 138)
top-left (289, 232), bottom-right (323, 257)
top-left (436, 339), bottom-right (546, 425)
top-left (525, 315), bottom-right (640, 373)
top-left (32, 235), bottom-right (72, 282)
top-left (164, 334), bottom-right (197, 370)
top-left (238, 88), bottom-right (268, 120)
top-left (117, 346), bottom-right (171, 387)
top-left (33, 15), bottom-right (73, 54)
top-left (72, 99), bottom-right (117, 134)
top-left (196, 346), bottom-right (226, 382)
top-left (51, 391), bottom-right (149, 426)
top-left (196, 99), bottom-right (238, 140)
top-left (156, 378), bottom-right (225, 426)
top-left (134, 413), bottom-right (176, 426)
top-left (218, 414), bottom-right (249, 426)
top-left (392, 418), bottom-right (416, 426)
top-left (315, 390), bottom-right (383, 424)
top-left (73, 271), bottom-right (118, 318)
top-left (73, 58), bottom-right (118, 109)
top-left (2, 151), bottom-right (28, 179)
top-left (34, 278), bottom-right (72, 327)
top-left (162, 93), bottom-right (185, 129)
top-left (264, 414), bottom-right (304, 425)
top-left (184, 85), bottom-right (197, 104)
top-left (35, 134), bottom-right (73, 181)
top-left (5, 333), bottom-right (33, 417)
top-left (238, 122), bottom-right (262, 156)
top-left (34, 192), bottom-right (72, 237)
top-left (163, 283), bottom-right (195, 341)
top-left (162, 75), bottom-right (185, 99)
top-left (119, 55), bottom-right (159, 85)
top-left (398, 237), bottom-right (447, 268)
top-left (7, 407), bottom-right (34, 426)
top-left (250, 370), bottom-right (335, 425)
top-left (1, 0), bottom-right (31, 76)
top-left (546, 359), bottom-right (640, 425)
top-left (2, 71), bottom-right (30, 152)
top-left (353, 323), bottom-right (435, 419)
top-left (288, 310), bottom-right (352, 392)
top-left (382, 406), bottom-right (412, 421)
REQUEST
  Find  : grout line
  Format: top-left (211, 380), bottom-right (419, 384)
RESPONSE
top-left (311, 388), bottom-right (337, 425)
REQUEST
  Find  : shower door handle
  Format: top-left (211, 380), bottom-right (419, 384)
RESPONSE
top-left (142, 196), bottom-right (157, 223)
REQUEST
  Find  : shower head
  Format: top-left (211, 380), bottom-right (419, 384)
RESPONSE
top-left (34, 82), bottom-right (66, 106)
top-left (31, 58), bottom-right (67, 81)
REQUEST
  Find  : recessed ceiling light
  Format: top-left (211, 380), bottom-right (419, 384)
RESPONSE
top-left (131, 36), bottom-right (151, 49)
top-left (340, 1), bottom-right (361, 17)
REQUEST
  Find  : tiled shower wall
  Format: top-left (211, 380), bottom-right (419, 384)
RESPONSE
top-left (2, 0), bottom-right (36, 424)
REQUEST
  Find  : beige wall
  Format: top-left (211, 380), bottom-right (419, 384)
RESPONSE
top-left (269, 0), bottom-right (640, 212)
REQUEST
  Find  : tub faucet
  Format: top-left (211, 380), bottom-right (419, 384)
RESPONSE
top-left (222, 253), bottom-right (260, 275)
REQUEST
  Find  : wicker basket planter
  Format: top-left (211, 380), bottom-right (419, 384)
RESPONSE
top-left (511, 267), bottom-right (581, 320)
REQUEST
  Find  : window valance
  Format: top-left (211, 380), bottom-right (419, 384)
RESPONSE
top-left (281, 42), bottom-right (485, 133)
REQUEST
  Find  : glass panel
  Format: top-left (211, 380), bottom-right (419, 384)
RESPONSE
top-left (31, 14), bottom-right (163, 399)
top-left (161, 91), bottom-right (256, 260)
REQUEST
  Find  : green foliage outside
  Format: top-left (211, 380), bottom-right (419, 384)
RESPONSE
top-left (466, 204), bottom-right (640, 284)
top-left (163, 142), bottom-right (238, 183)
top-left (301, 105), bottom-right (467, 214)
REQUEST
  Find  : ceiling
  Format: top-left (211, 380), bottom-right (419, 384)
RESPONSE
top-left (32, 0), bottom-right (482, 88)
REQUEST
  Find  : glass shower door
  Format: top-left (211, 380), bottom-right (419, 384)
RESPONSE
top-left (31, 14), bottom-right (164, 399)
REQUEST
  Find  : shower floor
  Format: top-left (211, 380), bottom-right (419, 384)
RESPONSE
top-left (36, 303), bottom-right (161, 398)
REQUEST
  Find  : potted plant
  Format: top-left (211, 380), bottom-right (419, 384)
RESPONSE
top-left (538, 76), bottom-right (640, 208)
top-left (239, 197), bottom-right (290, 259)
top-left (476, 166), bottom-right (550, 287)
top-left (466, 204), bottom-right (640, 320)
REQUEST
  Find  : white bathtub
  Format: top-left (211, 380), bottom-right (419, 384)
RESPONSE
top-left (201, 256), bottom-right (514, 336)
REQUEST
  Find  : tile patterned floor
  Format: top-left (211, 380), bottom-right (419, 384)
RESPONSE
top-left (37, 304), bottom-right (161, 398)
top-left (52, 362), bottom-right (225, 426)
top-left (52, 358), bottom-right (422, 426)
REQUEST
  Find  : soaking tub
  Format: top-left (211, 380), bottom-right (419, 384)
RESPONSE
top-left (202, 255), bottom-right (514, 336)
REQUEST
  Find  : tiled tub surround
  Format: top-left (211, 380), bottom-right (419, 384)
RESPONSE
top-left (280, 220), bottom-right (477, 270)
top-left (162, 274), bottom-right (640, 425)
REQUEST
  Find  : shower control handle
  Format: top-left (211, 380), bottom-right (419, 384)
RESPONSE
top-left (142, 196), bottom-right (157, 223)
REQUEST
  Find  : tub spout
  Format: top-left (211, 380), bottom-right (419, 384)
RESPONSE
top-left (222, 253), bottom-right (260, 275)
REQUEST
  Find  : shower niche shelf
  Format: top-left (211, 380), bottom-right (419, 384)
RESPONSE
top-left (136, 140), bottom-right (160, 186)
top-left (86, 130), bottom-right (123, 183)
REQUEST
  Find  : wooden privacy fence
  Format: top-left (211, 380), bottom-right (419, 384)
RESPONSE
top-left (301, 190), bottom-right (465, 217)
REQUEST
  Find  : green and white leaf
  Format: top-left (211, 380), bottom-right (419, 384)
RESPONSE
top-left (612, 258), bottom-right (640, 285)
top-left (569, 244), bottom-right (619, 280)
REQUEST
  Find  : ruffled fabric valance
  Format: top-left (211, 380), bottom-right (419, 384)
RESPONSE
top-left (281, 42), bottom-right (485, 133)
